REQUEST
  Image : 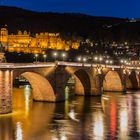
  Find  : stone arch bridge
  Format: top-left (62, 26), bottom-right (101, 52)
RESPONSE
top-left (0, 61), bottom-right (140, 114)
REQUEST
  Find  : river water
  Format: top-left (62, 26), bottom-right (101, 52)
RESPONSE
top-left (0, 86), bottom-right (140, 140)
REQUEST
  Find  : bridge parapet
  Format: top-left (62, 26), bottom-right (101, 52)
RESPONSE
top-left (0, 61), bottom-right (139, 70)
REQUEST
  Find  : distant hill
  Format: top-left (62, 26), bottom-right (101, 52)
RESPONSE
top-left (0, 6), bottom-right (139, 42)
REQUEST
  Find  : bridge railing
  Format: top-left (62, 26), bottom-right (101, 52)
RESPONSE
top-left (0, 61), bottom-right (139, 70)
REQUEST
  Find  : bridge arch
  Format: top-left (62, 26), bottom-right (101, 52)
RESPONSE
top-left (65, 67), bottom-right (91, 95)
top-left (103, 70), bottom-right (124, 92)
top-left (18, 72), bottom-right (56, 102)
top-left (127, 70), bottom-right (138, 90)
top-left (74, 69), bottom-right (91, 95)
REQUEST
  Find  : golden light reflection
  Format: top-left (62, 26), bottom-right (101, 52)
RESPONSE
top-left (65, 100), bottom-right (69, 119)
top-left (24, 85), bottom-right (31, 115)
top-left (119, 109), bottom-right (128, 138)
top-left (15, 122), bottom-right (23, 140)
top-left (61, 135), bottom-right (67, 140)
top-left (92, 111), bottom-right (104, 139)
top-left (68, 108), bottom-right (79, 122)
top-left (12, 87), bottom-right (33, 140)
top-left (135, 96), bottom-right (140, 132)
top-left (52, 135), bottom-right (68, 140)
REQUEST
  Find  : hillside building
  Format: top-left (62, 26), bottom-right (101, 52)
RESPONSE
top-left (0, 28), bottom-right (79, 54)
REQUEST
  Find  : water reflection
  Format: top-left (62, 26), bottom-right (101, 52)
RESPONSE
top-left (0, 117), bottom-right (14, 140)
top-left (92, 110), bottom-right (104, 140)
top-left (15, 122), bottom-right (23, 140)
top-left (0, 88), bottom-right (140, 139)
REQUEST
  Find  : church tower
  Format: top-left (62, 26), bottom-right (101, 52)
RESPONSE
top-left (0, 27), bottom-right (8, 43)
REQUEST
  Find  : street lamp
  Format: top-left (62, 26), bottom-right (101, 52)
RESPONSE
top-left (53, 52), bottom-right (58, 61)
top-left (83, 57), bottom-right (87, 63)
top-left (61, 52), bottom-right (67, 61)
top-left (99, 57), bottom-right (103, 64)
top-left (77, 56), bottom-right (82, 62)
top-left (99, 57), bottom-right (103, 62)
top-left (35, 54), bottom-right (38, 63)
top-left (94, 56), bottom-right (98, 61)
top-left (110, 60), bottom-right (113, 64)
top-left (105, 60), bottom-right (109, 64)
top-left (43, 54), bottom-right (47, 62)
top-left (120, 60), bottom-right (124, 64)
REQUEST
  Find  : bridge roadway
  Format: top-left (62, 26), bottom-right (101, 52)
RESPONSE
top-left (0, 61), bottom-right (140, 114)
top-left (0, 61), bottom-right (139, 69)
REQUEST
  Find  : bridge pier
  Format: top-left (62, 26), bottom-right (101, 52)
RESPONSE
top-left (47, 66), bottom-right (71, 102)
top-left (0, 70), bottom-right (13, 114)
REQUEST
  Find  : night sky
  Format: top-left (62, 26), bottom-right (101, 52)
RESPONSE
top-left (1, 0), bottom-right (140, 18)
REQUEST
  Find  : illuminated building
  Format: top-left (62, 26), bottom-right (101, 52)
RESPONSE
top-left (0, 28), bottom-right (80, 54)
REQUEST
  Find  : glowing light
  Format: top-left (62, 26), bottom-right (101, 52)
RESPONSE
top-left (61, 135), bottom-right (67, 140)
top-left (15, 122), bottom-right (23, 140)
top-left (127, 70), bottom-right (131, 75)
top-left (120, 60), bottom-right (124, 63)
top-left (97, 68), bottom-right (102, 74)
top-left (110, 60), bottom-right (113, 64)
top-left (119, 109), bottom-right (128, 138)
top-left (102, 96), bottom-right (109, 100)
top-left (65, 86), bottom-right (69, 100)
top-left (43, 54), bottom-right (47, 58)
top-left (93, 112), bottom-right (104, 140)
top-left (136, 71), bottom-right (139, 75)
top-left (35, 54), bottom-right (39, 62)
top-left (83, 57), bottom-right (87, 62)
top-left (69, 109), bottom-right (79, 122)
top-left (105, 60), bottom-right (109, 64)
top-left (53, 52), bottom-right (58, 61)
top-left (110, 102), bottom-right (116, 140)
top-left (43, 54), bottom-right (47, 62)
top-left (94, 57), bottom-right (98, 61)
top-left (135, 98), bottom-right (140, 132)
top-left (35, 54), bottom-right (38, 57)
top-left (99, 57), bottom-right (103, 61)
top-left (24, 85), bottom-right (31, 115)
top-left (77, 57), bottom-right (82, 62)
top-left (123, 69), bottom-right (126, 74)
top-left (61, 52), bottom-right (67, 61)
top-left (53, 52), bottom-right (58, 57)
top-left (124, 60), bottom-right (127, 64)
top-left (62, 53), bottom-right (66, 57)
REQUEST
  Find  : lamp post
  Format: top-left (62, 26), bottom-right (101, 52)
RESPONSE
top-left (43, 54), bottom-right (47, 62)
top-left (110, 60), bottom-right (113, 64)
top-left (94, 56), bottom-right (98, 63)
top-left (53, 52), bottom-right (58, 61)
top-left (77, 56), bottom-right (82, 62)
top-left (94, 56), bottom-right (103, 66)
top-left (83, 57), bottom-right (87, 63)
top-left (61, 52), bottom-right (66, 61)
top-left (99, 56), bottom-right (103, 65)
top-left (35, 54), bottom-right (38, 63)
top-left (105, 60), bottom-right (109, 64)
